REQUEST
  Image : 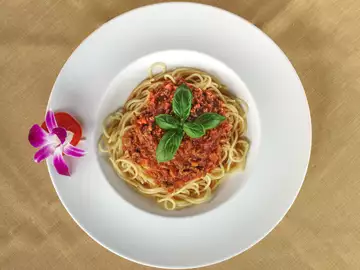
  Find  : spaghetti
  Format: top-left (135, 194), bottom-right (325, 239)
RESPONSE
top-left (99, 63), bottom-right (249, 210)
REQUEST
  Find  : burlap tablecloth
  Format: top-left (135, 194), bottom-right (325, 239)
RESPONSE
top-left (1, 0), bottom-right (360, 269)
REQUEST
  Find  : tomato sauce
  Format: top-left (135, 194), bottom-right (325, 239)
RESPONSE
top-left (122, 80), bottom-right (231, 190)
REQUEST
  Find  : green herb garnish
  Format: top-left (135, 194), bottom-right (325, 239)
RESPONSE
top-left (155, 114), bottom-right (181, 130)
top-left (195, 113), bottom-right (226, 130)
top-left (172, 84), bottom-right (193, 120)
top-left (183, 122), bottom-right (205, 138)
top-left (155, 84), bottom-right (226, 163)
top-left (156, 129), bottom-right (183, 163)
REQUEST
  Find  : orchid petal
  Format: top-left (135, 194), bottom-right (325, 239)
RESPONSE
top-left (53, 148), bottom-right (70, 176)
top-left (64, 131), bottom-right (74, 145)
top-left (34, 144), bottom-right (55, 163)
top-left (45, 110), bottom-right (58, 132)
top-left (51, 127), bottom-right (67, 144)
top-left (63, 144), bottom-right (86, 158)
top-left (28, 124), bottom-right (50, 148)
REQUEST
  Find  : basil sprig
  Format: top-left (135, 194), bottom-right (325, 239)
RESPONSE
top-left (155, 114), bottom-right (181, 130)
top-left (156, 130), bottom-right (183, 163)
top-left (155, 84), bottom-right (226, 163)
top-left (183, 122), bottom-right (205, 138)
top-left (195, 113), bottom-right (226, 130)
top-left (172, 84), bottom-right (193, 120)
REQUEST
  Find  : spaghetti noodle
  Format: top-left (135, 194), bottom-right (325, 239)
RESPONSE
top-left (99, 63), bottom-right (249, 210)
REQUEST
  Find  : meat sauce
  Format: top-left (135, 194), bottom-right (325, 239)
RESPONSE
top-left (122, 80), bottom-right (231, 191)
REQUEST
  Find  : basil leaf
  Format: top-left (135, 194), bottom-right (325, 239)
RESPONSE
top-left (156, 129), bottom-right (183, 163)
top-left (155, 114), bottom-right (181, 130)
top-left (195, 113), bottom-right (226, 130)
top-left (183, 122), bottom-right (205, 138)
top-left (172, 84), bottom-right (192, 120)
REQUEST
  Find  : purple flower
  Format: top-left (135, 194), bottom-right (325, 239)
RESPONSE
top-left (28, 110), bottom-right (86, 176)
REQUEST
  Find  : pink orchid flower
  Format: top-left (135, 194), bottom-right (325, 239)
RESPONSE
top-left (28, 110), bottom-right (85, 176)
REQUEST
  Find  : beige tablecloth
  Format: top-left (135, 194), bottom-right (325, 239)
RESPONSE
top-left (1, 0), bottom-right (360, 269)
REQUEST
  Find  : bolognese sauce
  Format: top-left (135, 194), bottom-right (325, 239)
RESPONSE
top-left (122, 80), bottom-right (231, 190)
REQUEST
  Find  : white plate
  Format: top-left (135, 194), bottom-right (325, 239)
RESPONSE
top-left (46, 3), bottom-right (311, 269)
